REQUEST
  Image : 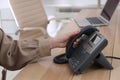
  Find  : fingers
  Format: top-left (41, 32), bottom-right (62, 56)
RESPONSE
top-left (73, 42), bottom-right (77, 48)
top-left (66, 30), bottom-right (81, 48)
top-left (72, 30), bottom-right (80, 36)
top-left (67, 30), bottom-right (80, 38)
top-left (76, 38), bottom-right (81, 42)
top-left (73, 38), bottom-right (81, 48)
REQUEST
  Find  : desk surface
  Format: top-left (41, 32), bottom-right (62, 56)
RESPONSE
top-left (14, 9), bottom-right (120, 80)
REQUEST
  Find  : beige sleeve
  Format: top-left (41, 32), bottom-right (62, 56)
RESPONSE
top-left (0, 29), bottom-right (51, 70)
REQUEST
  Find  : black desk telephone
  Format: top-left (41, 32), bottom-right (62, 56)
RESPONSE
top-left (54, 26), bottom-right (113, 74)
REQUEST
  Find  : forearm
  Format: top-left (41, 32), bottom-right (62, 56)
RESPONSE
top-left (0, 29), bottom-right (51, 70)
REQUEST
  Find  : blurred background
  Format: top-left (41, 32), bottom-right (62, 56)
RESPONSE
top-left (0, 0), bottom-right (108, 37)
top-left (0, 0), bottom-right (120, 80)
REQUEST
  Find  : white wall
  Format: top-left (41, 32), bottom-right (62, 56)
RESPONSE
top-left (0, 0), bottom-right (107, 9)
top-left (0, 0), bottom-right (9, 9)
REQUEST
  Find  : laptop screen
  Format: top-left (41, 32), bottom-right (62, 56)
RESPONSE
top-left (101, 0), bottom-right (119, 21)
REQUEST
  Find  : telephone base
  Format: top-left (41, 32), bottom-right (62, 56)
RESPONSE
top-left (54, 52), bottom-right (113, 70)
top-left (94, 53), bottom-right (113, 69)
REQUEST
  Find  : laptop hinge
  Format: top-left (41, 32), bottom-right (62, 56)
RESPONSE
top-left (99, 16), bottom-right (109, 24)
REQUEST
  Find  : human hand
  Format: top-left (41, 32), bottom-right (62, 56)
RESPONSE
top-left (49, 30), bottom-right (80, 49)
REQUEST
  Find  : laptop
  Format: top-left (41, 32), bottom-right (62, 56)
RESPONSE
top-left (74, 0), bottom-right (120, 27)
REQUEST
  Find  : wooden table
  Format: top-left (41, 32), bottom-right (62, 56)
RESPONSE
top-left (13, 9), bottom-right (120, 80)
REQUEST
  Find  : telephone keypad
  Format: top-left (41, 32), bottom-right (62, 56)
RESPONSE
top-left (69, 49), bottom-right (90, 71)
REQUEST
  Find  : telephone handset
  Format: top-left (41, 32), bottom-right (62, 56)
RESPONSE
top-left (54, 26), bottom-right (113, 73)
top-left (66, 26), bottom-right (99, 58)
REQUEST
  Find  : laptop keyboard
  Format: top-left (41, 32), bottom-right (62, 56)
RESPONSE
top-left (86, 17), bottom-right (104, 24)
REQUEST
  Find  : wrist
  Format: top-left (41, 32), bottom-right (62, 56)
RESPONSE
top-left (49, 38), bottom-right (57, 49)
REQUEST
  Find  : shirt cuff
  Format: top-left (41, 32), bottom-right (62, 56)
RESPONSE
top-left (38, 38), bottom-right (51, 57)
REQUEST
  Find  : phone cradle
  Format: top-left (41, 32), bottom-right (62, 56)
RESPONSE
top-left (54, 52), bottom-right (113, 74)
top-left (53, 26), bottom-right (113, 73)
top-left (94, 53), bottom-right (113, 69)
